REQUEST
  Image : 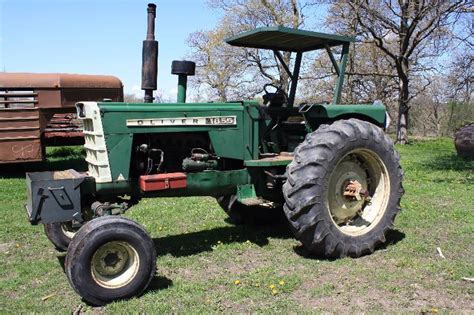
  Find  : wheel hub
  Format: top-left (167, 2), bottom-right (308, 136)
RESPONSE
top-left (327, 149), bottom-right (391, 236)
top-left (343, 179), bottom-right (368, 200)
top-left (104, 253), bottom-right (120, 267)
top-left (95, 247), bottom-right (127, 276)
top-left (91, 241), bottom-right (140, 288)
top-left (328, 159), bottom-right (368, 224)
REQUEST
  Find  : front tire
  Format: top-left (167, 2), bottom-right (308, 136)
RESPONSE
top-left (44, 222), bottom-right (78, 251)
top-left (283, 119), bottom-right (403, 258)
top-left (65, 216), bottom-right (156, 305)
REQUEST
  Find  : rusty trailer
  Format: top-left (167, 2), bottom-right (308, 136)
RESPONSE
top-left (0, 73), bottom-right (123, 164)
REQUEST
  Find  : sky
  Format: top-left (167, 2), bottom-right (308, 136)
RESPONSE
top-left (0, 0), bottom-right (221, 100)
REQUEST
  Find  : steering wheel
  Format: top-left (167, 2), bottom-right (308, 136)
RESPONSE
top-left (262, 83), bottom-right (289, 107)
top-left (263, 83), bottom-right (288, 98)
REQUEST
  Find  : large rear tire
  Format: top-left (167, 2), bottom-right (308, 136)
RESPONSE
top-left (65, 216), bottom-right (156, 305)
top-left (283, 119), bottom-right (403, 258)
top-left (216, 195), bottom-right (283, 225)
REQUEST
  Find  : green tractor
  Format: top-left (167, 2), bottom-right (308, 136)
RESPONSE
top-left (25, 4), bottom-right (403, 305)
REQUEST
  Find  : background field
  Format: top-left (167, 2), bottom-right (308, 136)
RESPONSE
top-left (0, 138), bottom-right (472, 313)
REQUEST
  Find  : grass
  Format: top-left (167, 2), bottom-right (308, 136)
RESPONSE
top-left (0, 139), bottom-right (473, 313)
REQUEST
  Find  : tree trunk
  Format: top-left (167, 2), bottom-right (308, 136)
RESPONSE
top-left (397, 102), bottom-right (409, 144)
top-left (280, 51), bottom-right (292, 94)
top-left (396, 58), bottom-right (410, 144)
top-left (218, 88), bottom-right (227, 102)
top-left (395, 1), bottom-right (410, 144)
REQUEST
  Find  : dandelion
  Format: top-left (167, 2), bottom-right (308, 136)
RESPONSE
top-left (234, 280), bottom-right (241, 285)
top-left (271, 289), bottom-right (278, 295)
top-left (279, 280), bottom-right (285, 286)
top-left (269, 284), bottom-right (276, 290)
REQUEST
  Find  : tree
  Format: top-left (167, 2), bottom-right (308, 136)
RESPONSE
top-left (187, 0), bottom-right (308, 101)
top-left (410, 76), bottom-right (450, 136)
top-left (447, 46), bottom-right (473, 105)
top-left (124, 94), bottom-right (144, 103)
top-left (187, 26), bottom-right (261, 102)
top-left (338, 0), bottom-right (468, 144)
top-left (324, 3), bottom-right (399, 123)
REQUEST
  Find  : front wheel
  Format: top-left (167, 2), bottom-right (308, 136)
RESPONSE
top-left (65, 216), bottom-right (156, 305)
top-left (44, 222), bottom-right (79, 251)
top-left (283, 119), bottom-right (404, 258)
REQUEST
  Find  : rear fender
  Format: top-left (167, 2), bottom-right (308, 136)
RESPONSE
top-left (300, 104), bottom-right (387, 131)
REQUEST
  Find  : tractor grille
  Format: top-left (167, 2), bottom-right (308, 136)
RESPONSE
top-left (76, 102), bottom-right (112, 183)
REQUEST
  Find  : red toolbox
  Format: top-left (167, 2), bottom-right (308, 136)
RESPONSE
top-left (139, 172), bottom-right (187, 192)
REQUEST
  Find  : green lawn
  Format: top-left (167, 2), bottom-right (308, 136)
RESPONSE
top-left (0, 138), bottom-right (472, 313)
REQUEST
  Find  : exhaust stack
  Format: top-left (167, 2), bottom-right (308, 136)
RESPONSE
top-left (141, 3), bottom-right (158, 103)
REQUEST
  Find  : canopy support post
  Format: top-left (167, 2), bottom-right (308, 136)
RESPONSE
top-left (332, 43), bottom-right (349, 105)
top-left (288, 52), bottom-right (302, 109)
top-left (325, 44), bottom-right (340, 76)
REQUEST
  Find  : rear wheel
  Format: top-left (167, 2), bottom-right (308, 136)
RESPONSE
top-left (283, 119), bottom-right (403, 258)
top-left (44, 222), bottom-right (79, 251)
top-left (216, 195), bottom-right (283, 225)
top-left (65, 216), bottom-right (156, 305)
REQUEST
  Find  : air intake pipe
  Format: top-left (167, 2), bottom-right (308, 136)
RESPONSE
top-left (171, 60), bottom-right (195, 103)
top-left (141, 3), bottom-right (158, 103)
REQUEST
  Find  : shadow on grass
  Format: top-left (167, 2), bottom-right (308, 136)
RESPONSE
top-left (53, 225), bottom-right (404, 306)
top-left (420, 153), bottom-right (473, 172)
top-left (54, 221), bottom-right (292, 288)
top-left (146, 275), bottom-right (173, 292)
top-left (0, 157), bottom-right (87, 179)
top-left (57, 254), bottom-right (66, 272)
top-left (292, 229), bottom-right (405, 260)
top-left (380, 229), bottom-right (406, 249)
top-left (153, 221), bottom-right (293, 258)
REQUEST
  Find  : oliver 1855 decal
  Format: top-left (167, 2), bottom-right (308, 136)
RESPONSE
top-left (126, 116), bottom-right (237, 127)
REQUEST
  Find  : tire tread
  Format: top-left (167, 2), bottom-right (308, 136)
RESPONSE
top-left (283, 119), bottom-right (404, 258)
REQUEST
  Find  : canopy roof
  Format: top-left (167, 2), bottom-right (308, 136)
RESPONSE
top-left (226, 26), bottom-right (355, 52)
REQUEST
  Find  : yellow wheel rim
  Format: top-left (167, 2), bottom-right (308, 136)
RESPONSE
top-left (327, 149), bottom-right (391, 236)
top-left (91, 241), bottom-right (140, 289)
